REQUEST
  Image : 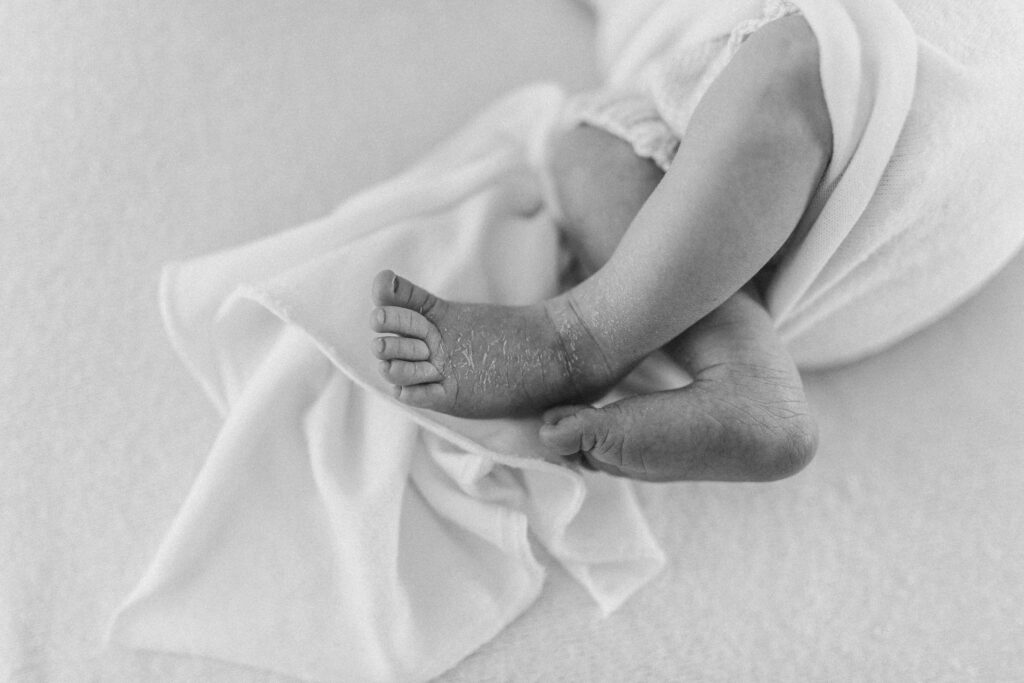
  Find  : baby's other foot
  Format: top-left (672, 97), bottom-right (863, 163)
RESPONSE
top-left (539, 365), bottom-right (817, 482)
top-left (370, 270), bottom-right (619, 418)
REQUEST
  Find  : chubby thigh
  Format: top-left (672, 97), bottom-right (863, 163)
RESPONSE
top-left (547, 123), bottom-right (665, 276)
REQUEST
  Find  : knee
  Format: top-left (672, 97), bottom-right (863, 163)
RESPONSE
top-left (547, 124), bottom-right (663, 271)
top-left (740, 15), bottom-right (833, 162)
top-left (744, 414), bottom-right (818, 482)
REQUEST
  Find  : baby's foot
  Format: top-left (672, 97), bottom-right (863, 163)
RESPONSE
top-left (370, 270), bottom-right (621, 418)
top-left (539, 284), bottom-right (819, 481)
top-left (539, 363), bottom-right (817, 482)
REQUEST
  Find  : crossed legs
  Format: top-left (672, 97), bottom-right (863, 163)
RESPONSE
top-left (370, 16), bottom-right (826, 480)
top-left (537, 126), bottom-right (817, 482)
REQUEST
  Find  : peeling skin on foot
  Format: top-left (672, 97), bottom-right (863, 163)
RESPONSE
top-left (369, 269), bottom-right (619, 418)
top-left (457, 345), bottom-right (474, 370)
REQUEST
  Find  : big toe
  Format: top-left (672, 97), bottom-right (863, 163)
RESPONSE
top-left (372, 269), bottom-right (439, 314)
top-left (539, 405), bottom-right (601, 456)
top-left (540, 404), bottom-right (632, 476)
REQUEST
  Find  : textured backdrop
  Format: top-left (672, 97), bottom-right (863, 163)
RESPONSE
top-left (1, 1), bottom-right (1022, 680)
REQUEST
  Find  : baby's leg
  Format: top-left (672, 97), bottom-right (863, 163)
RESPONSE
top-left (543, 127), bottom-right (817, 481)
top-left (565, 15), bottom-right (830, 366)
top-left (372, 15), bottom-right (830, 418)
top-left (370, 126), bottom-right (661, 418)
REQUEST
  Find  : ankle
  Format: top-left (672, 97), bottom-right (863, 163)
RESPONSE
top-left (542, 295), bottom-right (622, 396)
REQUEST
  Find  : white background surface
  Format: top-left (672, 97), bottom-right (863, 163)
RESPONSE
top-left (2, 1), bottom-right (1022, 680)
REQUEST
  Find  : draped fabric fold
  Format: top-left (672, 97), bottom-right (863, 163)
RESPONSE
top-left (111, 1), bottom-right (1024, 680)
top-left (109, 84), bottom-right (668, 683)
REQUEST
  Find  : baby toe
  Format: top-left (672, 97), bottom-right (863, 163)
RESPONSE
top-left (371, 306), bottom-right (435, 341)
top-left (379, 359), bottom-right (442, 386)
top-left (542, 404), bottom-right (589, 426)
top-left (539, 409), bottom-right (589, 455)
top-left (395, 382), bottom-right (449, 409)
top-left (371, 269), bottom-right (398, 305)
top-left (372, 270), bottom-right (439, 314)
top-left (540, 405), bottom-right (628, 470)
top-left (372, 336), bottom-right (430, 361)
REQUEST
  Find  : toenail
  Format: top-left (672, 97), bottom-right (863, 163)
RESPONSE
top-left (375, 309), bottom-right (385, 325)
top-left (391, 275), bottom-right (400, 293)
top-left (379, 360), bottom-right (390, 374)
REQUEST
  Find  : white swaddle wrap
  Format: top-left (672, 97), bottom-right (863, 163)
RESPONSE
top-left (591, 0), bottom-right (1024, 366)
top-left (108, 86), bottom-right (669, 682)
top-left (769, 0), bottom-right (1024, 365)
top-left (110, 1), bottom-right (1024, 681)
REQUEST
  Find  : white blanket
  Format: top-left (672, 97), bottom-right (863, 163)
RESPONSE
top-left (110, 0), bottom-right (1024, 681)
top-left (108, 85), bottom-right (668, 683)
